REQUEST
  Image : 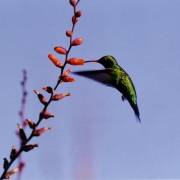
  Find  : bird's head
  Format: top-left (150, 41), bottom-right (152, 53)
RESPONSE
top-left (85, 55), bottom-right (118, 68)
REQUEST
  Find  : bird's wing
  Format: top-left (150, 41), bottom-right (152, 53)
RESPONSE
top-left (72, 69), bottom-right (116, 87)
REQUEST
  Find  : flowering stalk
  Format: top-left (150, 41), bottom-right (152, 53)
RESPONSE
top-left (16, 70), bottom-right (28, 180)
top-left (0, 0), bottom-right (83, 179)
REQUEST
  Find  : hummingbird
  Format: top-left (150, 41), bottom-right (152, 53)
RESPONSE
top-left (73, 55), bottom-right (141, 122)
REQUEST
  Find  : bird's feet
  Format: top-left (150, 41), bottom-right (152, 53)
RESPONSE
top-left (121, 95), bottom-right (126, 101)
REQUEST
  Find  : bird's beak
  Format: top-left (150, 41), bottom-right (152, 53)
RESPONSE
top-left (85, 60), bottom-right (99, 63)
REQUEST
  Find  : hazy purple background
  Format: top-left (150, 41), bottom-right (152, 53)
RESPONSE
top-left (1, 0), bottom-right (180, 179)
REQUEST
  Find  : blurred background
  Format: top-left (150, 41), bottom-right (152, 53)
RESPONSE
top-left (1, 0), bottom-right (180, 179)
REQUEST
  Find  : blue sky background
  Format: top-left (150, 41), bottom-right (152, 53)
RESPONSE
top-left (1, 0), bottom-right (180, 179)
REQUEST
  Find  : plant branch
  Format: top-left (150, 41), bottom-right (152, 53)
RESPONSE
top-left (1, 0), bottom-right (82, 179)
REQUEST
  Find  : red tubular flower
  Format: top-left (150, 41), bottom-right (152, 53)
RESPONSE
top-left (4, 168), bottom-right (20, 179)
top-left (23, 144), bottom-right (38, 152)
top-left (40, 111), bottom-right (54, 119)
top-left (33, 127), bottom-right (51, 136)
top-left (59, 69), bottom-right (74, 83)
top-left (26, 118), bottom-right (35, 129)
top-left (66, 30), bottom-right (72, 37)
top-left (63, 69), bottom-right (71, 76)
top-left (72, 15), bottom-right (78, 24)
top-left (23, 120), bottom-right (28, 127)
top-left (54, 46), bottom-right (67, 55)
top-left (37, 94), bottom-right (47, 105)
top-left (42, 86), bottom-right (54, 94)
top-left (48, 54), bottom-right (63, 68)
top-left (19, 162), bottom-right (25, 172)
top-left (67, 58), bottom-right (84, 65)
top-left (33, 90), bottom-right (47, 105)
top-left (3, 158), bottom-right (9, 170)
top-left (17, 124), bottom-right (27, 142)
top-left (75, 11), bottom-right (82, 17)
top-left (61, 76), bottom-right (75, 82)
top-left (10, 146), bottom-right (17, 160)
top-left (69, 0), bottom-right (75, 7)
top-left (52, 93), bottom-right (70, 101)
top-left (71, 38), bottom-right (83, 46)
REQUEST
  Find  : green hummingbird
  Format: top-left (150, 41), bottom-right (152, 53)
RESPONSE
top-left (73, 55), bottom-right (141, 122)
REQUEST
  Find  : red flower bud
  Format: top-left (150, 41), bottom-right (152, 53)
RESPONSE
top-left (72, 15), bottom-right (78, 24)
top-left (34, 127), bottom-right (51, 136)
top-left (67, 58), bottom-right (84, 65)
top-left (23, 144), bottom-right (38, 152)
top-left (23, 120), bottom-right (28, 127)
top-left (48, 54), bottom-right (63, 68)
top-left (23, 91), bottom-right (27, 96)
top-left (69, 0), bottom-right (75, 7)
top-left (42, 86), bottom-right (54, 94)
top-left (10, 146), bottom-right (17, 160)
top-left (52, 93), bottom-right (70, 101)
top-left (3, 158), bottom-right (9, 170)
top-left (38, 94), bottom-right (46, 104)
top-left (40, 111), bottom-right (54, 120)
top-left (19, 111), bottom-right (23, 116)
top-left (54, 46), bottom-right (67, 55)
top-left (75, 11), bottom-right (82, 17)
top-left (71, 38), bottom-right (83, 46)
top-left (61, 76), bottom-right (75, 82)
top-left (66, 30), bottom-right (72, 37)
top-left (17, 124), bottom-right (27, 142)
top-left (19, 162), bottom-right (25, 172)
top-left (26, 119), bottom-right (35, 129)
top-left (33, 90), bottom-right (47, 105)
top-left (4, 168), bottom-right (20, 179)
top-left (63, 69), bottom-right (71, 76)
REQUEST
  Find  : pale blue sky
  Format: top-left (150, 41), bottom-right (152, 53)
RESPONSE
top-left (1, 0), bottom-right (180, 179)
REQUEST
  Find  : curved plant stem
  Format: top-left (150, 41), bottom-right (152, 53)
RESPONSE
top-left (0, 1), bottom-right (81, 179)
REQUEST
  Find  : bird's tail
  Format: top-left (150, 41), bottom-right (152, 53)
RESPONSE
top-left (130, 102), bottom-right (141, 122)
